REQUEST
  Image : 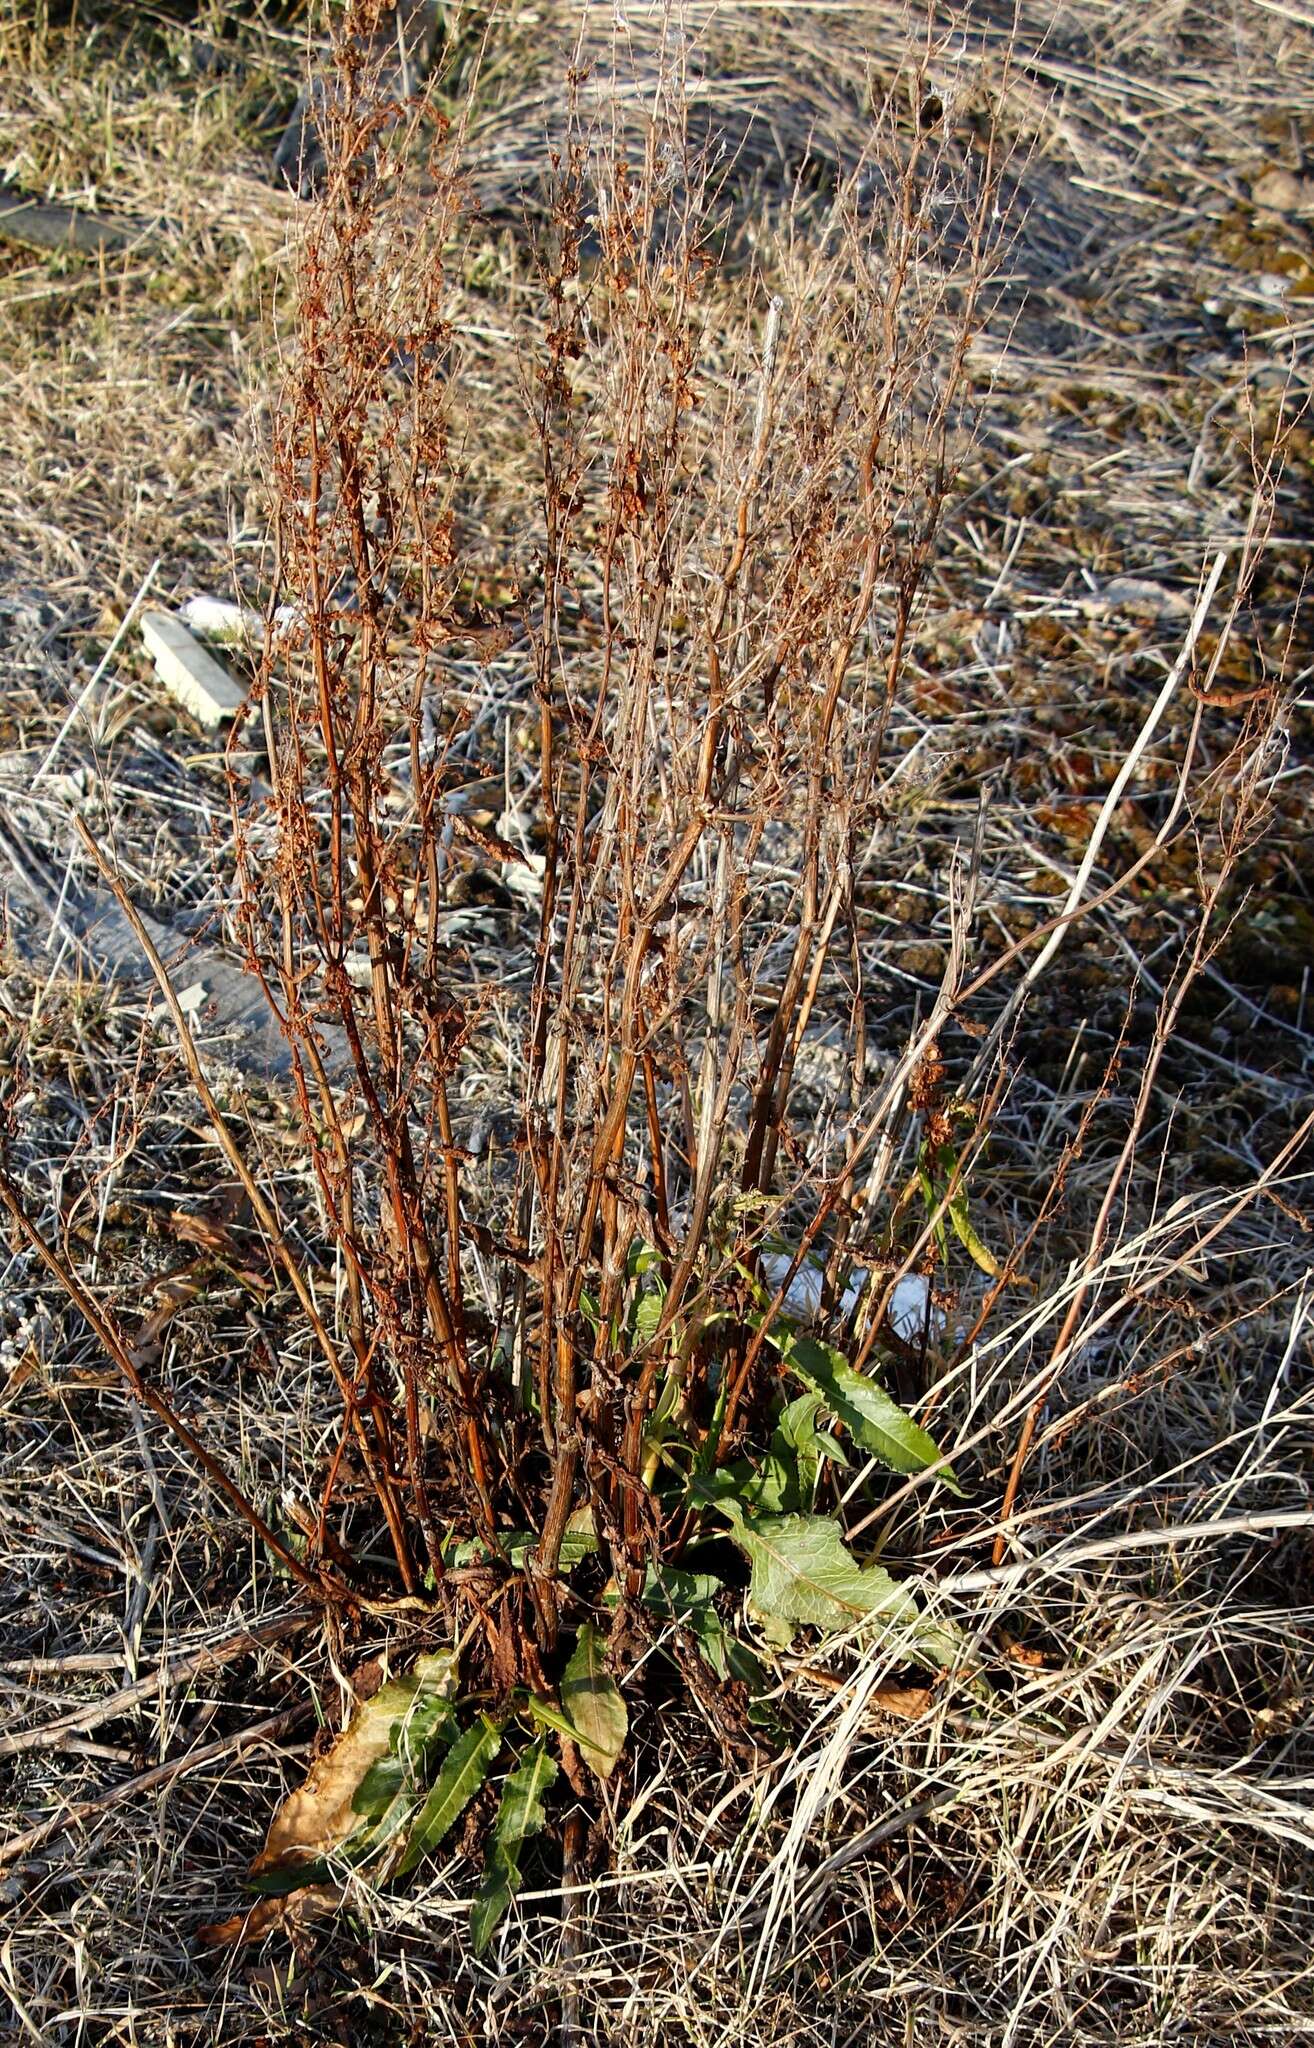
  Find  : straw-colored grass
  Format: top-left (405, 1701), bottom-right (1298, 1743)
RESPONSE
top-left (0, 4), bottom-right (1310, 2044)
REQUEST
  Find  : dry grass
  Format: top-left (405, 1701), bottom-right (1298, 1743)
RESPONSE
top-left (0, 3), bottom-right (1311, 2044)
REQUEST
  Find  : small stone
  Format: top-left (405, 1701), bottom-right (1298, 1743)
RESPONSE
top-left (1081, 578), bottom-right (1193, 622)
top-left (1251, 168), bottom-right (1314, 214)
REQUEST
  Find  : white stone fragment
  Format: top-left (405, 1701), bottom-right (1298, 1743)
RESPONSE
top-left (140, 611), bottom-right (247, 729)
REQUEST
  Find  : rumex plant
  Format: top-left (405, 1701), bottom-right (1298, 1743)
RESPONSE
top-left (202, 9), bottom-right (1006, 1933)
top-left (15, 5), bottom-right (1008, 1948)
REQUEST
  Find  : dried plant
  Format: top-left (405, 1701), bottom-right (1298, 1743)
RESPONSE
top-left (3, 1), bottom-right (1306, 1987)
top-left (217, 0), bottom-right (997, 1645)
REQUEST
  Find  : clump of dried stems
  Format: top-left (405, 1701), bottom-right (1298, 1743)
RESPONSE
top-left (2, 0), bottom-right (1299, 1761)
top-left (202, 5), bottom-right (1002, 1652)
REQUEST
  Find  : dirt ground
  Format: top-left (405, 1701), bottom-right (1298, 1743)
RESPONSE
top-left (0, 4), bottom-right (1311, 2044)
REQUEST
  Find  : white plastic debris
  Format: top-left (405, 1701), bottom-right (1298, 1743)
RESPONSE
top-left (149, 979), bottom-right (207, 1024)
top-left (179, 595), bottom-right (250, 640)
top-left (502, 844), bottom-right (546, 906)
top-left (140, 611), bottom-right (246, 729)
top-left (760, 1254), bottom-right (827, 1319)
top-left (1078, 578), bottom-right (1192, 622)
top-left (759, 1255), bottom-right (866, 1323)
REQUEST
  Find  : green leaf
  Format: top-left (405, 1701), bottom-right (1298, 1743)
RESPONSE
top-left (247, 1649), bottom-right (460, 1894)
top-left (780, 1331), bottom-right (958, 1490)
top-left (720, 1506), bottom-right (937, 1653)
top-left (640, 1561), bottom-right (723, 1617)
top-left (917, 1161), bottom-right (949, 1260)
top-left (945, 1182), bottom-right (1002, 1277)
top-left (351, 1668), bottom-right (458, 1821)
top-left (740, 1449), bottom-right (795, 1515)
top-left (692, 1374), bottom-right (730, 1479)
top-left (644, 1370), bottom-right (684, 1451)
top-left (685, 1465), bottom-right (751, 1513)
top-left (632, 1282), bottom-right (667, 1347)
top-left (470, 1740), bottom-right (558, 1954)
top-left (791, 1397), bottom-right (849, 1458)
top-left (504, 1513), bottom-right (598, 1572)
top-left (740, 1392), bottom-right (823, 1513)
top-left (246, 1855), bottom-right (335, 1896)
top-left (395, 1715), bottom-right (502, 1878)
top-left (560, 1623), bottom-right (627, 1779)
top-left (640, 1563), bottom-right (765, 1692)
top-left (524, 1694), bottom-right (583, 1746)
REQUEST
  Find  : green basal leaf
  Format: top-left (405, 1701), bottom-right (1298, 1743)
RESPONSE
top-left (684, 1464), bottom-right (748, 1515)
top-left (524, 1694), bottom-right (582, 1746)
top-left (395, 1715), bottom-right (502, 1878)
top-left (741, 1390), bottom-right (850, 1514)
top-left (470, 1739), bottom-right (558, 1955)
top-left (640, 1563), bottom-right (766, 1692)
top-left (740, 1449), bottom-right (795, 1516)
top-left (641, 1561), bottom-right (723, 1616)
top-left (649, 1370), bottom-right (682, 1431)
top-left (246, 1854), bottom-right (335, 1896)
top-left (779, 1331), bottom-right (960, 1492)
top-left (246, 1649), bottom-right (460, 1896)
top-left (719, 1504), bottom-right (955, 1661)
top-left (504, 1512), bottom-right (598, 1572)
top-left (560, 1622), bottom-right (627, 1780)
top-left (693, 1374), bottom-right (730, 1479)
top-left (351, 1667), bottom-right (458, 1820)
